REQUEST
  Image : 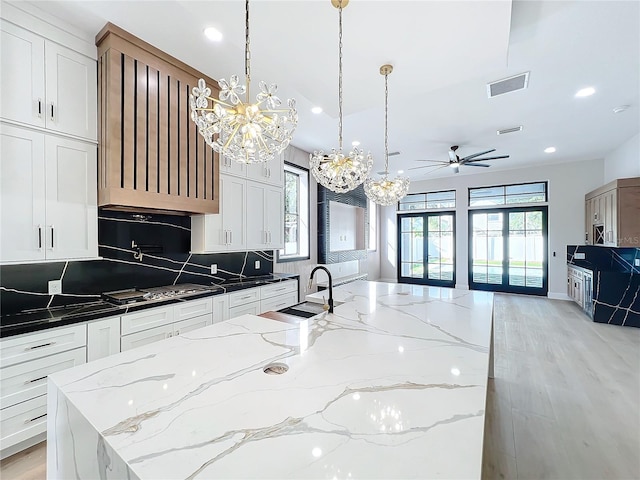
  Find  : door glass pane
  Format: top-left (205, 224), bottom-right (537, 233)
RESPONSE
top-left (441, 215), bottom-right (453, 232)
top-left (401, 233), bottom-right (412, 262)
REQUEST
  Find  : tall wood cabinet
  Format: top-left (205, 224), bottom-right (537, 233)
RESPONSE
top-left (0, 11), bottom-right (98, 264)
top-left (585, 177), bottom-right (640, 247)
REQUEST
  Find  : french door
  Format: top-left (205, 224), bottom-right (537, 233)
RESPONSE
top-left (397, 212), bottom-right (455, 287)
top-left (468, 207), bottom-right (548, 295)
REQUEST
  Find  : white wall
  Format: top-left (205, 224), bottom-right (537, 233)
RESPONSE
top-left (604, 133), bottom-right (640, 183)
top-left (379, 158), bottom-right (604, 298)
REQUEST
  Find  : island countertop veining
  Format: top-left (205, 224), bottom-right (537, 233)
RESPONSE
top-left (47, 281), bottom-right (494, 479)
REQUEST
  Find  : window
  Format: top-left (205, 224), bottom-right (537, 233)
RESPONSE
top-left (368, 200), bottom-right (377, 251)
top-left (469, 182), bottom-right (547, 207)
top-left (278, 162), bottom-right (310, 261)
top-left (398, 190), bottom-right (456, 211)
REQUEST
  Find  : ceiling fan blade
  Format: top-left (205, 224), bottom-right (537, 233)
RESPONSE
top-left (461, 149), bottom-right (495, 162)
top-left (414, 159), bottom-right (449, 164)
top-left (464, 163), bottom-right (491, 167)
top-left (408, 164), bottom-right (443, 170)
top-left (465, 155), bottom-right (510, 162)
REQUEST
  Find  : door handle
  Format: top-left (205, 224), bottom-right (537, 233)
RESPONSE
top-left (37, 225), bottom-right (42, 250)
top-left (37, 99), bottom-right (42, 118)
top-left (49, 225), bottom-right (54, 250)
top-left (49, 102), bottom-right (54, 121)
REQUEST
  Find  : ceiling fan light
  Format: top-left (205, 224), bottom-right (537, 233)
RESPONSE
top-left (450, 162), bottom-right (460, 168)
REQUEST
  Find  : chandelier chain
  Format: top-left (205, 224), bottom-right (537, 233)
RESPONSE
top-left (245, 0), bottom-right (251, 101)
top-left (384, 70), bottom-right (389, 175)
top-left (338, 1), bottom-right (343, 150)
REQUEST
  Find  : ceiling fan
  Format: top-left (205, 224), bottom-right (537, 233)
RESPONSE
top-left (410, 145), bottom-right (510, 174)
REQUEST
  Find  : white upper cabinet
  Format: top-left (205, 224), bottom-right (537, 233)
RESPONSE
top-left (246, 182), bottom-right (284, 250)
top-left (246, 152), bottom-right (284, 187)
top-left (191, 175), bottom-right (247, 253)
top-left (0, 20), bottom-right (97, 141)
top-left (0, 124), bottom-right (98, 263)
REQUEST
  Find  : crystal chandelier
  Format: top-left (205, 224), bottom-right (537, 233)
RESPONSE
top-left (364, 65), bottom-right (409, 206)
top-left (189, 0), bottom-right (297, 164)
top-left (310, 0), bottom-right (372, 193)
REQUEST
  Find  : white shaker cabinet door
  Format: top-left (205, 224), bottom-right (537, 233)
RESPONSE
top-left (0, 124), bottom-right (46, 262)
top-left (44, 135), bottom-right (98, 261)
top-left (0, 21), bottom-right (45, 128)
top-left (222, 175), bottom-right (246, 251)
top-left (44, 41), bottom-right (97, 141)
top-left (246, 181), bottom-right (267, 250)
top-left (87, 317), bottom-right (121, 362)
top-left (265, 185), bottom-right (284, 249)
top-left (212, 294), bottom-right (230, 323)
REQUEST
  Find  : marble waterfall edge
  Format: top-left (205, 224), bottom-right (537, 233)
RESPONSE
top-left (47, 281), bottom-right (494, 479)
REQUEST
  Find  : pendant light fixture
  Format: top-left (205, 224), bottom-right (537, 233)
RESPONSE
top-left (310, 0), bottom-right (372, 193)
top-left (189, 0), bottom-right (298, 164)
top-left (364, 65), bottom-right (409, 206)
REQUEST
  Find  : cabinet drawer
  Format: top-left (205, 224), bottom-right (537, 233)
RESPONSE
top-left (229, 288), bottom-right (260, 308)
top-left (174, 298), bottom-right (212, 322)
top-left (260, 292), bottom-right (299, 313)
top-left (0, 347), bottom-right (86, 409)
top-left (121, 305), bottom-right (174, 336)
top-left (120, 324), bottom-right (173, 352)
top-left (229, 302), bottom-right (260, 318)
top-left (261, 280), bottom-right (297, 300)
top-left (0, 395), bottom-right (47, 450)
top-left (174, 314), bottom-right (211, 336)
top-left (0, 324), bottom-right (86, 368)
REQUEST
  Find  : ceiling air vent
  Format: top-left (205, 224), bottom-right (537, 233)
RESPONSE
top-left (389, 151), bottom-right (401, 156)
top-left (497, 126), bottom-right (523, 136)
top-left (487, 72), bottom-right (530, 98)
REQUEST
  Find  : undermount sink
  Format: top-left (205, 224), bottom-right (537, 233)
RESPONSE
top-left (278, 301), bottom-right (343, 319)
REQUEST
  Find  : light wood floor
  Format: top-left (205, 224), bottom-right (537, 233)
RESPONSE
top-left (2, 294), bottom-right (639, 480)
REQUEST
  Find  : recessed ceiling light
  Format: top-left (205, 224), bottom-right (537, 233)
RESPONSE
top-left (311, 106), bottom-right (323, 114)
top-left (544, 147), bottom-right (556, 153)
top-left (352, 141), bottom-right (360, 146)
top-left (613, 105), bottom-right (630, 114)
top-left (575, 87), bottom-right (595, 98)
top-left (397, 170), bottom-right (404, 174)
top-left (203, 27), bottom-right (223, 42)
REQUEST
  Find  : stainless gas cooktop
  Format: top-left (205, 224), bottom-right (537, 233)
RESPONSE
top-left (103, 284), bottom-right (213, 305)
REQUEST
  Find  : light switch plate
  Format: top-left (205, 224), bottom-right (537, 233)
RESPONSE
top-left (210, 264), bottom-right (217, 274)
top-left (575, 253), bottom-right (586, 260)
top-left (254, 260), bottom-right (260, 269)
top-left (48, 280), bottom-right (62, 295)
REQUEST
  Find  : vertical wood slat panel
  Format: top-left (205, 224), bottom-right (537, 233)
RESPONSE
top-left (158, 72), bottom-right (169, 194)
top-left (188, 81), bottom-right (197, 199)
top-left (210, 151), bottom-right (217, 201)
top-left (122, 55), bottom-right (135, 189)
top-left (147, 66), bottom-right (158, 193)
top-left (169, 76), bottom-right (179, 196)
top-left (136, 60), bottom-right (147, 191)
top-left (197, 121), bottom-right (205, 200)
top-left (107, 51), bottom-right (122, 191)
top-left (179, 81), bottom-right (189, 198)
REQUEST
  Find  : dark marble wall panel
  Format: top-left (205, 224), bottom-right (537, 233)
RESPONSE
top-left (567, 245), bottom-right (640, 273)
top-left (593, 270), bottom-right (640, 327)
top-left (1, 210), bottom-right (273, 315)
top-left (318, 184), bottom-right (369, 264)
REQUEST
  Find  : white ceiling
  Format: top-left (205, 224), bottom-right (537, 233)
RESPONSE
top-left (28, 0), bottom-right (640, 180)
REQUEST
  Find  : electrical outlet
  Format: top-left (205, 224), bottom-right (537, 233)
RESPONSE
top-left (254, 260), bottom-right (260, 269)
top-left (48, 280), bottom-right (62, 295)
top-left (575, 253), bottom-right (586, 260)
top-left (210, 264), bottom-right (217, 274)
top-left (635, 259), bottom-right (640, 267)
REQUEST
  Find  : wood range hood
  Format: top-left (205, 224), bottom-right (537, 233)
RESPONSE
top-left (96, 23), bottom-right (219, 215)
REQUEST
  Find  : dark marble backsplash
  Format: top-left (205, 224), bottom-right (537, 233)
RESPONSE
top-left (567, 245), bottom-right (640, 273)
top-left (1, 210), bottom-right (273, 315)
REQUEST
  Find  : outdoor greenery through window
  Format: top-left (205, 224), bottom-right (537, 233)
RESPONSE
top-left (398, 190), bottom-right (456, 211)
top-left (469, 182), bottom-right (547, 207)
top-left (279, 163), bottom-right (309, 261)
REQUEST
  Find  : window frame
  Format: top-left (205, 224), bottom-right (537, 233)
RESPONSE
top-left (397, 189), bottom-right (456, 212)
top-left (468, 181), bottom-right (548, 208)
top-left (277, 161), bottom-right (311, 263)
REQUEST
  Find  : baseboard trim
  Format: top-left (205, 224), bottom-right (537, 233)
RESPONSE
top-left (378, 277), bottom-right (397, 283)
top-left (455, 284), bottom-right (470, 290)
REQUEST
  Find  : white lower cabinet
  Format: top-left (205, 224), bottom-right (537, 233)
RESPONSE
top-left (0, 324), bottom-right (87, 459)
top-left (229, 302), bottom-right (260, 318)
top-left (260, 280), bottom-right (298, 313)
top-left (212, 294), bottom-right (230, 323)
top-left (121, 323), bottom-right (174, 352)
top-left (173, 314), bottom-right (211, 336)
top-left (87, 316), bottom-right (120, 362)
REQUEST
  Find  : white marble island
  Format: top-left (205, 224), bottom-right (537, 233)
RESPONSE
top-left (48, 281), bottom-right (494, 479)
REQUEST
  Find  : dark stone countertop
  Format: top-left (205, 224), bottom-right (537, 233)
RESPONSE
top-left (0, 273), bottom-right (299, 338)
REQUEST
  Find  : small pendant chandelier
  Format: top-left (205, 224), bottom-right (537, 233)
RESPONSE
top-left (310, 0), bottom-right (372, 193)
top-left (364, 65), bottom-right (410, 206)
top-left (189, 0), bottom-right (297, 164)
